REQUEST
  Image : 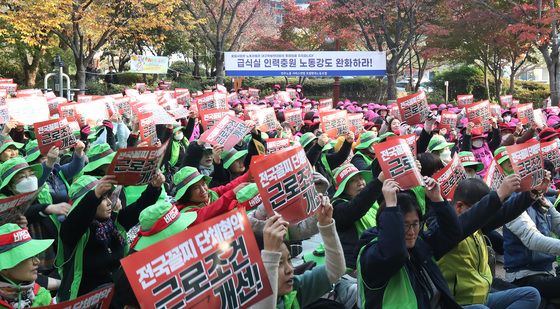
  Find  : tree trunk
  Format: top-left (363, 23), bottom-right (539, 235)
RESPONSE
top-left (192, 48), bottom-right (201, 80)
top-left (386, 62), bottom-right (398, 101)
top-left (214, 51), bottom-right (225, 84)
top-left (549, 61), bottom-right (560, 106)
top-left (509, 69), bottom-right (515, 95)
top-left (75, 57), bottom-right (86, 94)
top-left (483, 64), bottom-right (490, 100)
top-left (24, 50), bottom-right (42, 88)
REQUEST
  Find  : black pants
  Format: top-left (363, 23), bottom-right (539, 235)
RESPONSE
top-left (514, 274), bottom-right (560, 308)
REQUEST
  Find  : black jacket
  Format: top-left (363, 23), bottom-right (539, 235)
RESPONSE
top-left (58, 184), bottom-right (161, 301)
top-left (358, 201), bottom-right (463, 309)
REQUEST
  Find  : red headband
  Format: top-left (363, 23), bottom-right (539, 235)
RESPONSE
top-left (0, 229), bottom-right (31, 247)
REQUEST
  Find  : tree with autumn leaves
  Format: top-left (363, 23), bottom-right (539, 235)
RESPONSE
top-left (0, 0), bottom-right (196, 91)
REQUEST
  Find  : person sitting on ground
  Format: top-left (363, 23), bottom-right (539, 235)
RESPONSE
top-left (0, 224), bottom-right (54, 308)
top-left (357, 177), bottom-right (463, 308)
top-left (254, 195), bottom-right (346, 309)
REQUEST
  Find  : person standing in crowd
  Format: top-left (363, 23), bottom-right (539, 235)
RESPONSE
top-left (104, 66), bottom-right (117, 85)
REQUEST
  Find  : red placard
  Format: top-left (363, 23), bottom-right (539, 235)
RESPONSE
top-left (265, 138), bottom-right (291, 154)
top-left (77, 95), bottom-right (93, 103)
top-left (465, 100), bottom-right (491, 132)
top-left (196, 93), bottom-right (217, 111)
top-left (318, 106), bottom-right (333, 113)
top-left (0, 106), bottom-right (9, 124)
top-left (75, 100), bottom-right (109, 127)
top-left (34, 118), bottom-right (77, 154)
top-left (248, 87), bottom-right (260, 98)
top-left (541, 140), bottom-right (560, 171)
top-left (6, 96), bottom-right (49, 125)
top-left (0, 89), bottom-right (6, 99)
top-left (199, 114), bottom-right (252, 151)
top-left (47, 97), bottom-right (67, 116)
top-left (251, 146), bottom-right (321, 223)
top-left (506, 141), bottom-right (545, 191)
top-left (457, 94), bottom-right (474, 107)
top-left (490, 104), bottom-right (501, 117)
top-left (138, 113), bottom-right (157, 145)
top-left (0, 83), bottom-right (17, 96)
top-left (320, 110), bottom-right (349, 139)
top-left (283, 108), bottom-right (303, 128)
top-left (200, 109), bottom-right (236, 131)
top-left (512, 99), bottom-right (520, 107)
top-left (348, 113), bottom-right (364, 133)
top-left (0, 78), bottom-right (13, 83)
top-left (169, 107), bottom-right (190, 120)
top-left (373, 138), bottom-right (424, 190)
top-left (58, 102), bottom-right (79, 119)
top-left (251, 107), bottom-right (278, 132)
top-left (286, 88), bottom-right (296, 99)
top-left (432, 154), bottom-right (467, 200)
top-left (114, 97), bottom-right (132, 118)
top-left (500, 95), bottom-right (513, 108)
top-left (303, 103), bottom-right (312, 113)
top-left (107, 143), bottom-right (167, 186)
top-left (387, 134), bottom-right (417, 156)
top-left (121, 209), bottom-right (272, 309)
top-left (137, 104), bottom-right (177, 125)
top-left (36, 284), bottom-right (114, 309)
top-left (440, 111), bottom-right (458, 130)
top-left (319, 98), bottom-right (333, 108)
top-left (533, 108), bottom-right (546, 129)
top-left (214, 92), bottom-right (228, 109)
top-left (0, 190), bottom-right (41, 226)
top-left (484, 159), bottom-right (505, 191)
top-left (517, 103), bottom-right (535, 126)
top-left (397, 91), bottom-right (430, 125)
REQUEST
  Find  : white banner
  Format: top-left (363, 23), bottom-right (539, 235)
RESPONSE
top-left (225, 51), bottom-right (386, 77)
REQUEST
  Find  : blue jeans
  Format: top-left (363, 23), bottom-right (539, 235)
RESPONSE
top-left (462, 287), bottom-right (541, 309)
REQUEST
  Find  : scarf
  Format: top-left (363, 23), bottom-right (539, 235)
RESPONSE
top-left (93, 219), bottom-right (124, 248)
top-left (199, 165), bottom-right (214, 176)
top-left (0, 279), bottom-right (35, 309)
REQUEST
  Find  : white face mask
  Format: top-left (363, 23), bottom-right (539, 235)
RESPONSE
top-left (174, 132), bottom-right (184, 141)
top-left (296, 89), bottom-right (301, 92)
top-left (15, 176), bottom-right (38, 193)
top-left (440, 149), bottom-right (452, 165)
top-left (503, 115), bottom-right (512, 123)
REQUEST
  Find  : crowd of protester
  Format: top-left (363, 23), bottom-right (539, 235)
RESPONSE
top-left (2, 82), bottom-right (560, 309)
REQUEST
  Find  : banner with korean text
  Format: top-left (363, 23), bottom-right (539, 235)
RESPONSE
top-left (129, 55), bottom-right (169, 74)
top-left (199, 114), bottom-right (252, 151)
top-left (107, 143), bottom-right (167, 186)
top-left (432, 154), bottom-right (467, 200)
top-left (251, 146), bottom-right (321, 223)
top-left (36, 284), bottom-right (114, 309)
top-left (373, 138), bottom-right (423, 190)
top-left (397, 91), bottom-right (430, 125)
top-left (34, 118), bottom-right (77, 154)
top-left (225, 51), bottom-right (386, 77)
top-left (484, 159), bottom-right (505, 191)
top-left (506, 141), bottom-right (545, 192)
top-left (121, 209), bottom-right (272, 309)
top-left (320, 110), bottom-right (349, 139)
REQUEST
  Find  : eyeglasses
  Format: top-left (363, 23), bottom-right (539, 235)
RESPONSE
top-left (404, 222), bottom-right (421, 232)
